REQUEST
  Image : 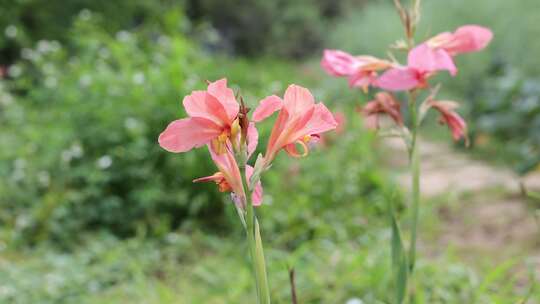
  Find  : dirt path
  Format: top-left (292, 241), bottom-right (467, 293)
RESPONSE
top-left (382, 137), bottom-right (540, 287)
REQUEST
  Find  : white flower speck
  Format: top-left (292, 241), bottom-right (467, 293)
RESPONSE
top-left (45, 77), bottom-right (57, 88)
top-left (8, 65), bottom-right (22, 78)
top-left (80, 74), bottom-right (92, 87)
top-left (132, 72), bottom-right (145, 85)
top-left (346, 298), bottom-right (364, 304)
top-left (79, 9), bottom-right (92, 21)
top-left (5, 25), bottom-right (17, 38)
top-left (37, 40), bottom-right (52, 53)
top-left (116, 31), bottom-right (131, 42)
top-left (37, 171), bottom-right (51, 187)
top-left (97, 155), bottom-right (113, 169)
top-left (124, 117), bottom-right (139, 130)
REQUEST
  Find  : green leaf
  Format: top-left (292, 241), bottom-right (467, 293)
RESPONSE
top-left (254, 218), bottom-right (271, 304)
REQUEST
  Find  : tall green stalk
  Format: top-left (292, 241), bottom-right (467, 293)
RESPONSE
top-left (407, 92), bottom-right (420, 273)
top-left (240, 158), bottom-right (271, 304)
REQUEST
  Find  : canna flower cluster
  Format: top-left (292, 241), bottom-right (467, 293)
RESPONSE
top-left (322, 4), bottom-right (493, 301)
top-left (322, 25), bottom-right (492, 143)
top-left (158, 79), bottom-right (337, 303)
top-left (158, 79), bottom-right (337, 209)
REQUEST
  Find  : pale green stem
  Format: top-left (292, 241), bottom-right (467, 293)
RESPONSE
top-left (407, 91), bottom-right (421, 281)
top-left (240, 159), bottom-right (271, 304)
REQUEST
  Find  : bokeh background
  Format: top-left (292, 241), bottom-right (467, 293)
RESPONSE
top-left (0, 0), bottom-right (539, 303)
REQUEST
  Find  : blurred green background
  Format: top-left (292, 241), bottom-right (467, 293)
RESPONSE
top-left (0, 0), bottom-right (538, 303)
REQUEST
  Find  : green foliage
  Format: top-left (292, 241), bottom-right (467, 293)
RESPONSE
top-left (0, 5), bottom-right (392, 247)
top-left (470, 69), bottom-right (540, 174)
top-left (0, 0), bottom-right (186, 64)
top-left (186, 0), bottom-right (350, 58)
top-left (0, 12), bottom-right (304, 245)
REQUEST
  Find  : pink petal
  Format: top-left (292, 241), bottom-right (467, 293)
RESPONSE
top-left (252, 95), bottom-right (283, 122)
top-left (247, 122), bottom-right (259, 158)
top-left (333, 111), bottom-right (346, 134)
top-left (183, 91), bottom-right (231, 126)
top-left (320, 49), bottom-right (360, 77)
top-left (283, 84), bottom-right (315, 117)
top-left (207, 78), bottom-right (240, 122)
top-left (302, 103), bottom-right (338, 136)
top-left (442, 110), bottom-right (467, 141)
top-left (429, 101), bottom-right (468, 142)
top-left (193, 172), bottom-right (222, 183)
top-left (409, 43), bottom-right (457, 76)
top-left (264, 108), bottom-right (290, 163)
top-left (376, 67), bottom-right (420, 91)
top-left (446, 25), bottom-right (493, 55)
top-left (246, 165), bottom-right (263, 206)
top-left (158, 117), bottom-right (222, 153)
top-left (348, 72), bottom-right (375, 89)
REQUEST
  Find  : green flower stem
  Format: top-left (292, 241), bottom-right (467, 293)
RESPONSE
top-left (407, 91), bottom-right (420, 273)
top-left (240, 156), bottom-right (271, 304)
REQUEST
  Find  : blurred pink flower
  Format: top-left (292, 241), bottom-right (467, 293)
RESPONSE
top-left (361, 92), bottom-right (403, 129)
top-left (426, 25), bottom-right (493, 56)
top-left (158, 78), bottom-right (240, 153)
top-left (377, 25), bottom-right (492, 92)
top-left (428, 100), bottom-right (468, 144)
top-left (376, 44), bottom-right (453, 91)
top-left (333, 111), bottom-right (347, 135)
top-left (254, 84), bottom-right (337, 166)
top-left (321, 50), bottom-right (393, 92)
top-left (376, 65), bottom-right (428, 92)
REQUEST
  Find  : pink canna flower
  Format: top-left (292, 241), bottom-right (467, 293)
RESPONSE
top-left (253, 84), bottom-right (338, 166)
top-left (158, 78), bottom-right (240, 154)
top-left (427, 100), bottom-right (468, 144)
top-left (361, 92), bottom-right (403, 129)
top-left (321, 49), bottom-right (393, 92)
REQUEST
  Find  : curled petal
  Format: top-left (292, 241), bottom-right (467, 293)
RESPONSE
top-left (158, 117), bottom-right (221, 153)
top-left (321, 49), bottom-right (361, 76)
top-left (376, 67), bottom-right (421, 91)
top-left (409, 43), bottom-right (457, 76)
top-left (207, 78), bottom-right (240, 122)
top-left (284, 140), bottom-right (309, 158)
top-left (252, 95), bottom-right (283, 122)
